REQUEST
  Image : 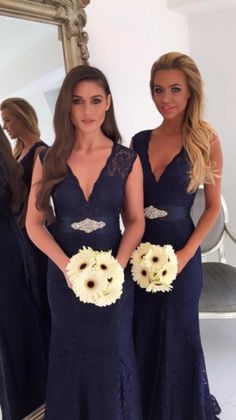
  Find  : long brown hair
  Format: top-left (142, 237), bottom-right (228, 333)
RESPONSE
top-left (37, 65), bottom-right (121, 213)
top-left (150, 52), bottom-right (218, 192)
top-left (0, 126), bottom-right (26, 214)
top-left (0, 97), bottom-right (40, 159)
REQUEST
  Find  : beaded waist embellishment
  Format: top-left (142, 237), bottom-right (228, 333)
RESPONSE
top-left (144, 206), bottom-right (168, 219)
top-left (71, 218), bottom-right (106, 233)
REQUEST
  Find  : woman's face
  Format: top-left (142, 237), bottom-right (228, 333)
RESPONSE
top-left (152, 69), bottom-right (190, 122)
top-left (70, 80), bottom-right (111, 134)
top-left (1, 108), bottom-right (24, 140)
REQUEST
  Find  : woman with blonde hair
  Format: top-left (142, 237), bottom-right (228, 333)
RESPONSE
top-left (132, 52), bottom-right (222, 419)
top-left (0, 97), bottom-right (47, 192)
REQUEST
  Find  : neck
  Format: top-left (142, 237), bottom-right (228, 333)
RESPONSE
top-left (74, 129), bottom-right (109, 151)
top-left (160, 117), bottom-right (184, 136)
top-left (19, 132), bottom-right (40, 148)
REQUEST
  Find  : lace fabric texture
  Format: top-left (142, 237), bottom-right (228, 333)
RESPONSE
top-left (0, 161), bottom-right (48, 419)
top-left (132, 130), bottom-right (221, 420)
top-left (43, 143), bottom-right (142, 419)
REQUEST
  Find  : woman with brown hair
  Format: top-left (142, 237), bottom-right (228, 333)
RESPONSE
top-left (0, 126), bottom-right (48, 419)
top-left (26, 65), bottom-right (144, 419)
top-left (132, 52), bottom-right (222, 419)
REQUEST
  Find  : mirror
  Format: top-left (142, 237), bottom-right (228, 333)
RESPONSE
top-left (0, 0), bottom-right (90, 144)
top-left (0, 1), bottom-right (90, 419)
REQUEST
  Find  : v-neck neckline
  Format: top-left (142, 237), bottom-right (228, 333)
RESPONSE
top-left (67, 142), bottom-right (116, 204)
top-left (146, 130), bottom-right (183, 183)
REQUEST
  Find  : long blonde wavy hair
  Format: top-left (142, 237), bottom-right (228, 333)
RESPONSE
top-left (0, 97), bottom-right (40, 159)
top-left (150, 52), bottom-right (218, 192)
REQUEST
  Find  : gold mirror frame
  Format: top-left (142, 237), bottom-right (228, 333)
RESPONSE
top-left (0, 0), bottom-right (90, 71)
top-left (0, 1), bottom-right (90, 418)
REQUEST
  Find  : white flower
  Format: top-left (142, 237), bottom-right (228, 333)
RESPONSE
top-left (71, 269), bottom-right (107, 303)
top-left (163, 244), bottom-right (178, 267)
top-left (146, 282), bottom-right (173, 293)
top-left (95, 281), bottom-right (123, 307)
top-left (131, 262), bottom-right (150, 289)
top-left (95, 250), bottom-right (119, 277)
top-left (94, 254), bottom-right (124, 307)
top-left (144, 244), bottom-right (168, 269)
top-left (131, 242), bottom-right (152, 265)
top-left (67, 248), bottom-right (124, 306)
top-left (130, 242), bottom-right (178, 293)
top-left (66, 246), bottom-right (95, 282)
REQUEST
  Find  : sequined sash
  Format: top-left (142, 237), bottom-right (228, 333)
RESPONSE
top-left (55, 215), bottom-right (120, 235)
top-left (144, 205), bottom-right (189, 222)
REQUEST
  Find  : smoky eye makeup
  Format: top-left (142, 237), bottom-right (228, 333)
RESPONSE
top-left (72, 95), bottom-right (104, 105)
top-left (153, 86), bottom-right (163, 94)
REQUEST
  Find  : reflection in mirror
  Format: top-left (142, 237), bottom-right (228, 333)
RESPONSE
top-left (0, 2), bottom-right (90, 419)
top-left (0, 15), bottom-right (65, 144)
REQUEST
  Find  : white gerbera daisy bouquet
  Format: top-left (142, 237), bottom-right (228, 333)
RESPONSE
top-left (66, 247), bottom-right (124, 306)
top-left (130, 242), bottom-right (178, 292)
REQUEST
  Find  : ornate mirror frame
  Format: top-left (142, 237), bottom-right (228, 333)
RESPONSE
top-left (0, 0), bottom-right (90, 71)
top-left (0, 1), bottom-right (90, 418)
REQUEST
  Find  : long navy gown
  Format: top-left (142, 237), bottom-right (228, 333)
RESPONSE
top-left (0, 158), bottom-right (48, 419)
top-left (132, 130), bottom-right (220, 420)
top-left (42, 143), bottom-right (142, 420)
top-left (18, 141), bottom-right (51, 356)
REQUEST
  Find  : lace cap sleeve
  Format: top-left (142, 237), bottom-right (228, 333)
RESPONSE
top-left (39, 148), bottom-right (48, 164)
top-left (107, 144), bottom-right (137, 180)
top-left (132, 130), bottom-right (151, 154)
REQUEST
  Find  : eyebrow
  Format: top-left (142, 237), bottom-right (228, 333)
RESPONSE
top-left (72, 94), bottom-right (104, 98)
top-left (154, 83), bottom-right (182, 88)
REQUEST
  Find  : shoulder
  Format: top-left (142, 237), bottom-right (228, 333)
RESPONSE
top-left (39, 146), bottom-right (50, 164)
top-left (115, 143), bottom-right (137, 161)
top-left (131, 129), bottom-right (152, 151)
top-left (107, 143), bottom-right (137, 179)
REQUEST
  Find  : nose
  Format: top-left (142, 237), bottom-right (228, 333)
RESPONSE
top-left (161, 90), bottom-right (171, 103)
top-left (83, 102), bottom-right (92, 115)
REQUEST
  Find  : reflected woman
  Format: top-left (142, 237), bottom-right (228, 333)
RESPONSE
top-left (1, 97), bottom-right (47, 191)
top-left (0, 126), bottom-right (48, 419)
top-left (0, 98), bottom-right (51, 354)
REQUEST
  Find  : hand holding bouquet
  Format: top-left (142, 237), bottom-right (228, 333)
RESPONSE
top-left (130, 242), bottom-right (178, 292)
top-left (66, 247), bottom-right (124, 306)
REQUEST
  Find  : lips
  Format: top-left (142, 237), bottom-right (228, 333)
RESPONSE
top-left (162, 106), bottom-right (175, 111)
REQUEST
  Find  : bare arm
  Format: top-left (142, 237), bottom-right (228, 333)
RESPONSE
top-left (177, 138), bottom-right (223, 272)
top-left (26, 155), bottom-right (70, 283)
top-left (116, 156), bottom-right (145, 268)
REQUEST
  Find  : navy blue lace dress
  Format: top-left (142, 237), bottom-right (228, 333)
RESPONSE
top-left (18, 141), bottom-right (51, 356)
top-left (132, 130), bottom-right (220, 420)
top-left (42, 143), bottom-right (142, 420)
top-left (0, 158), bottom-right (48, 419)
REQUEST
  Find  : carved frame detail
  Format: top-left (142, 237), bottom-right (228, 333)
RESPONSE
top-left (0, 0), bottom-right (90, 71)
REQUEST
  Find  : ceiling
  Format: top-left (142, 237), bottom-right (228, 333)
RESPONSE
top-left (167, 0), bottom-right (236, 14)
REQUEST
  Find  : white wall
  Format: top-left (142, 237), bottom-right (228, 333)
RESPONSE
top-left (188, 8), bottom-right (236, 264)
top-left (86, 1), bottom-right (236, 264)
top-left (86, 0), bottom-right (190, 144)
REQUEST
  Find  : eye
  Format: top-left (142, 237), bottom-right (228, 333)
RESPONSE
top-left (171, 86), bottom-right (181, 93)
top-left (154, 87), bottom-right (163, 94)
top-left (91, 98), bottom-right (102, 104)
top-left (72, 98), bottom-right (83, 105)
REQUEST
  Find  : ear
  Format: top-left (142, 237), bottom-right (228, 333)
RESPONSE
top-left (105, 94), bottom-right (111, 111)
